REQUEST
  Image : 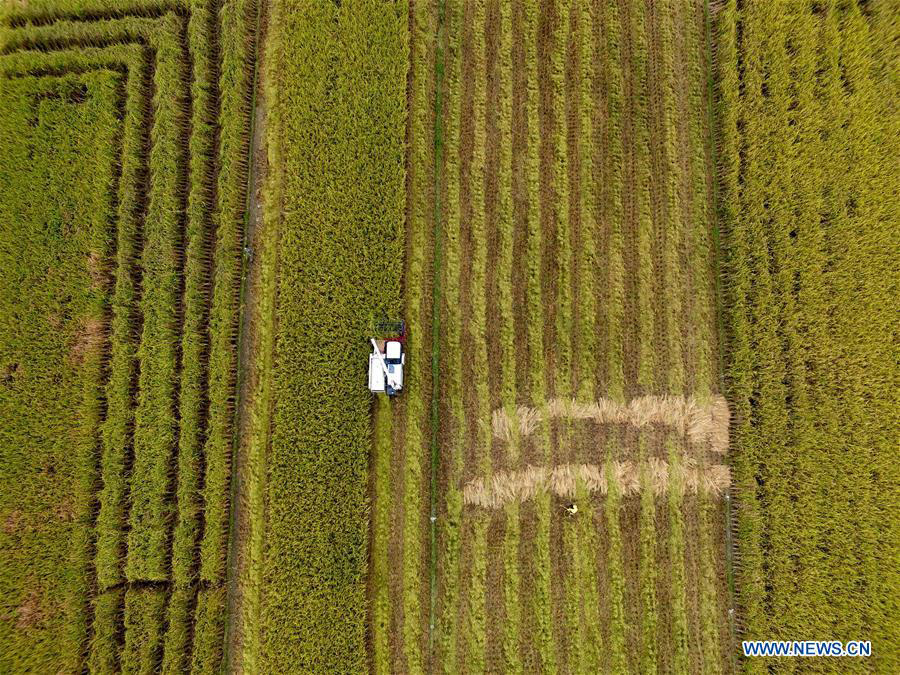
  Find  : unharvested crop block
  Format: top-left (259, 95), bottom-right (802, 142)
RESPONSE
top-left (0, 0), bottom-right (259, 671)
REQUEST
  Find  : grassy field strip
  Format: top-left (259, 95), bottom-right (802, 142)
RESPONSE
top-left (165, 0), bottom-right (225, 665)
top-left (371, 396), bottom-right (392, 672)
top-left (522, 1), bottom-right (555, 669)
top-left (395, 1), bottom-right (434, 670)
top-left (814, 6), bottom-right (856, 651)
top-left (442, 0), bottom-right (486, 665)
top-left (652, 5), bottom-right (680, 668)
top-left (0, 39), bottom-right (148, 593)
top-left (1, 27), bottom-right (185, 670)
top-left (573, 1), bottom-right (596, 402)
top-left (0, 47), bottom-right (143, 666)
top-left (718, 0), bottom-right (766, 650)
top-left (457, 0), bottom-right (492, 669)
top-left (4, 51), bottom-right (152, 675)
top-left (89, 589), bottom-right (124, 672)
top-left (756, 4), bottom-right (797, 645)
top-left (777, 0), bottom-right (824, 645)
top-left (0, 0), bottom-right (257, 669)
top-left (601, 2), bottom-right (627, 671)
top-left (1, 32), bottom-right (191, 665)
top-left (494, 1), bottom-right (522, 671)
top-left (604, 0), bottom-right (626, 406)
top-left (570, 2), bottom-right (602, 673)
top-left (684, 3), bottom-right (721, 670)
top-left (631, 1), bottom-right (664, 672)
top-left (551, 0), bottom-right (578, 670)
top-left (236, 0), bottom-right (286, 662)
top-left (199, 0), bottom-right (258, 595)
top-left (0, 38), bottom-right (149, 622)
top-left (122, 587), bottom-right (168, 673)
top-left (720, 1), bottom-right (899, 670)
top-left (842, 6), bottom-right (898, 662)
top-left (123, 12), bottom-right (187, 584)
top-left (436, 0), bottom-right (464, 668)
top-left (686, 0), bottom-right (724, 666)
top-left (822, 2), bottom-right (886, 652)
top-left (742, 1), bottom-right (784, 656)
top-left (459, 0), bottom-right (493, 672)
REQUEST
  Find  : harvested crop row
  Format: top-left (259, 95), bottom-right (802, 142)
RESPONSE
top-left (718, 1), bottom-right (898, 670)
top-left (0, 71), bottom-right (121, 673)
top-left (369, 0), bottom-right (437, 672)
top-left (434, 0), bottom-right (467, 668)
top-left (410, 0), bottom-right (732, 671)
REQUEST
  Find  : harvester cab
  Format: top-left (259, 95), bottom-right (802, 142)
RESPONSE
top-left (368, 320), bottom-right (406, 397)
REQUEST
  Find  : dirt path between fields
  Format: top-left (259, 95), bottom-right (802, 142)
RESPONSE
top-left (223, 4), bottom-right (268, 669)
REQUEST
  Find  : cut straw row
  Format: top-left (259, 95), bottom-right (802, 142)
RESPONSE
top-left (492, 394), bottom-right (729, 453)
top-left (464, 459), bottom-right (731, 509)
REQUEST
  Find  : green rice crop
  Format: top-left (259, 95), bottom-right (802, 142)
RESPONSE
top-left (0, 71), bottom-right (120, 673)
top-left (0, 0), bottom-right (260, 669)
top-left (257, 1), bottom-right (406, 670)
top-left (121, 587), bottom-right (167, 674)
top-left (719, 0), bottom-right (899, 670)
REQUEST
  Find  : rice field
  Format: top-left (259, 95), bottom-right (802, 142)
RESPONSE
top-left (2, 0), bottom-right (897, 672)
top-left (718, 0), bottom-right (899, 671)
top-left (0, 1), bottom-right (258, 671)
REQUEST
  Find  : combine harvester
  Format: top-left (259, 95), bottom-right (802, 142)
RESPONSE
top-left (368, 320), bottom-right (406, 397)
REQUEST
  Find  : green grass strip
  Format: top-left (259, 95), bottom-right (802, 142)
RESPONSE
top-left (494, 1), bottom-right (521, 671)
top-left (681, 0), bottom-right (721, 669)
top-left (574, 0), bottom-right (597, 401)
top-left (236, 0), bottom-right (285, 662)
top-left (604, 0), bottom-right (626, 406)
top-left (605, 456), bottom-right (627, 673)
top-left (123, 14), bottom-right (188, 583)
top-left (371, 395), bottom-right (392, 672)
top-left (398, 1), bottom-right (433, 670)
top-left (436, 0), bottom-right (464, 668)
top-left (428, 0), bottom-right (446, 665)
top-left (601, 2), bottom-right (627, 670)
top-left (189, 585), bottom-right (226, 674)
top-left (550, 1), bottom-right (578, 670)
top-left (89, 588), bottom-right (124, 674)
top-left (199, 0), bottom-right (259, 588)
top-left (0, 21), bottom-right (170, 595)
top-left (521, 2), bottom-right (554, 669)
top-left (456, 1), bottom-right (491, 670)
top-left (571, 10), bottom-right (604, 656)
top-left (632, 0), bottom-right (654, 395)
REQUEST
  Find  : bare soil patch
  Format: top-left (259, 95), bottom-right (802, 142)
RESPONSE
top-left (69, 316), bottom-right (105, 365)
top-left (15, 588), bottom-right (44, 630)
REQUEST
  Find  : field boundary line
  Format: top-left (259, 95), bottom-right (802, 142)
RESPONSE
top-left (221, 0), bottom-right (264, 669)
